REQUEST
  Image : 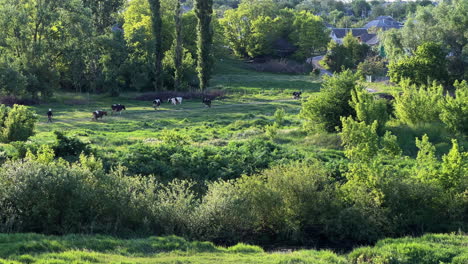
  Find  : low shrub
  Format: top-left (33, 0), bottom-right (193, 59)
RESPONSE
top-left (116, 138), bottom-right (302, 182)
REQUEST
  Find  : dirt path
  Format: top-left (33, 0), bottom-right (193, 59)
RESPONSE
top-left (311, 56), bottom-right (333, 76)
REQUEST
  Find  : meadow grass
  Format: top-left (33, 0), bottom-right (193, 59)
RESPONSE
top-left (0, 233), bottom-right (466, 264)
top-left (24, 59), bottom-right (332, 155)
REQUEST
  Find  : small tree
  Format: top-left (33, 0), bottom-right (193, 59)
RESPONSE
top-left (1, 105), bottom-right (37, 143)
top-left (357, 56), bottom-right (386, 78)
top-left (394, 81), bottom-right (443, 125)
top-left (301, 70), bottom-right (358, 132)
top-left (440, 80), bottom-right (468, 135)
top-left (350, 86), bottom-right (389, 134)
top-left (388, 42), bottom-right (448, 86)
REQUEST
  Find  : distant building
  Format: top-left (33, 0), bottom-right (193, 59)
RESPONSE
top-left (330, 28), bottom-right (379, 46)
top-left (364, 16), bottom-right (403, 30)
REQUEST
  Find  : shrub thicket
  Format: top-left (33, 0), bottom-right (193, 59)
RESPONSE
top-left (394, 81), bottom-right (444, 126)
top-left (0, 105), bottom-right (36, 143)
top-left (116, 138), bottom-right (301, 182)
top-left (440, 80), bottom-right (468, 135)
top-left (301, 70), bottom-right (358, 132)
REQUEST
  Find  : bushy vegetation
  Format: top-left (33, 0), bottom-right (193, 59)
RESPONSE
top-left (0, 105), bottom-right (36, 143)
top-left (301, 70), bottom-right (358, 132)
top-left (0, 233), bottom-right (465, 263)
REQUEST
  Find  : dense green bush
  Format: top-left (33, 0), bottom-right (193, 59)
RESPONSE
top-left (440, 80), bottom-right (468, 135)
top-left (195, 161), bottom-right (341, 245)
top-left (117, 138), bottom-right (302, 182)
top-left (52, 131), bottom-right (92, 161)
top-left (0, 132), bottom-right (465, 248)
top-left (0, 105), bottom-right (36, 143)
top-left (350, 87), bottom-right (390, 134)
top-left (388, 42), bottom-right (449, 86)
top-left (301, 70), bottom-right (358, 132)
top-left (0, 155), bottom-right (157, 235)
top-left (394, 81), bottom-right (443, 126)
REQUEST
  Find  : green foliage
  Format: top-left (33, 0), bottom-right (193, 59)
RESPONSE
top-left (323, 33), bottom-right (370, 73)
top-left (291, 11), bottom-right (330, 59)
top-left (247, 16), bottom-right (280, 58)
top-left (149, 0), bottom-right (164, 91)
top-left (348, 234), bottom-right (468, 264)
top-left (352, 0), bottom-right (371, 18)
top-left (350, 87), bottom-right (389, 134)
top-left (196, 161), bottom-right (340, 245)
top-left (265, 122), bottom-right (279, 139)
top-left (394, 81), bottom-right (443, 126)
top-left (356, 56), bottom-right (386, 78)
top-left (0, 157), bottom-right (158, 235)
top-left (301, 70), bottom-right (358, 132)
top-left (340, 117), bottom-right (379, 161)
top-left (117, 138), bottom-right (301, 182)
top-left (195, 0), bottom-right (214, 90)
top-left (440, 80), bottom-right (468, 135)
top-left (0, 105), bottom-right (37, 143)
top-left (52, 131), bottom-right (92, 161)
top-left (274, 107), bottom-right (286, 126)
top-left (388, 42), bottom-right (449, 86)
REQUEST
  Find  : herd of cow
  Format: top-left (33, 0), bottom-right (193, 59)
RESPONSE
top-left (91, 97), bottom-right (213, 121)
top-left (90, 92), bottom-right (304, 121)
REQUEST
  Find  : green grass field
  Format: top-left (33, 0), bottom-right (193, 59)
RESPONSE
top-left (0, 233), bottom-right (466, 264)
top-left (24, 60), bottom-right (334, 155)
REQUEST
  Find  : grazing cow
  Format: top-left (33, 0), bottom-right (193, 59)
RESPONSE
top-left (203, 98), bottom-right (212, 108)
top-left (293, 92), bottom-right (302, 99)
top-left (153, 99), bottom-right (161, 109)
top-left (92, 110), bottom-right (107, 121)
top-left (111, 104), bottom-right (126, 115)
top-left (168, 97), bottom-right (183, 105)
top-left (168, 98), bottom-right (178, 105)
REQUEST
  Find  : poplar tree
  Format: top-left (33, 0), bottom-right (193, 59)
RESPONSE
top-left (194, 0), bottom-right (214, 90)
top-left (174, 0), bottom-right (183, 91)
top-left (148, 0), bottom-right (163, 91)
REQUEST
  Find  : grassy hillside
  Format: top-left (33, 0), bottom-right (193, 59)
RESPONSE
top-left (0, 233), bottom-right (466, 264)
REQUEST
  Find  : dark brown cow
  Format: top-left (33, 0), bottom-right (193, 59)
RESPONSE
top-left (92, 110), bottom-right (107, 121)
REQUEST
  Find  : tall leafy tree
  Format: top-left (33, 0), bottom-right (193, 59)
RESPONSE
top-left (291, 11), bottom-right (329, 59)
top-left (388, 42), bottom-right (448, 86)
top-left (173, 0), bottom-right (183, 90)
top-left (195, 0), bottom-right (214, 90)
top-left (149, 0), bottom-right (164, 91)
top-left (82, 0), bottom-right (125, 33)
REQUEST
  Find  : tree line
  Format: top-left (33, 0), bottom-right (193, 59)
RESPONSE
top-left (0, 0), bottom-right (214, 98)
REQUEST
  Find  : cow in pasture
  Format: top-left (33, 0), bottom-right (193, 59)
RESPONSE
top-left (153, 99), bottom-right (161, 109)
top-left (168, 97), bottom-right (183, 105)
top-left (293, 92), bottom-right (302, 99)
top-left (92, 110), bottom-right (107, 121)
top-left (203, 98), bottom-right (212, 108)
top-left (111, 104), bottom-right (126, 115)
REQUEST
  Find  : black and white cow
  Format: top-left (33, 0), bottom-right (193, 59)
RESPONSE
top-left (292, 92), bottom-right (302, 100)
top-left (168, 97), bottom-right (183, 105)
top-left (153, 99), bottom-right (161, 109)
top-left (203, 98), bottom-right (212, 108)
top-left (93, 110), bottom-right (107, 121)
top-left (111, 104), bottom-right (126, 115)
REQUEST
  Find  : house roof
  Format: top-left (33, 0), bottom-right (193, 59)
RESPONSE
top-left (364, 16), bottom-right (403, 30)
top-left (331, 28), bottom-right (378, 46)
